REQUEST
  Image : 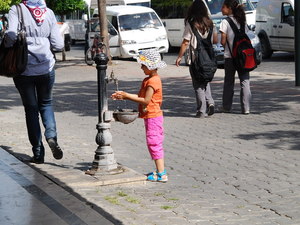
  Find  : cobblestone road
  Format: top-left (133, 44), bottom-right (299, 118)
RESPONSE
top-left (0, 59), bottom-right (299, 225)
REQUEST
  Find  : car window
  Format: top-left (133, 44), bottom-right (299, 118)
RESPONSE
top-left (205, 0), bottom-right (254, 14)
top-left (281, 3), bottom-right (294, 24)
top-left (90, 20), bottom-right (117, 35)
top-left (212, 17), bottom-right (223, 31)
top-left (118, 12), bottom-right (162, 31)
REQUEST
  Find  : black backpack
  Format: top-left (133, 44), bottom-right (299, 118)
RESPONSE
top-left (190, 24), bottom-right (217, 84)
top-left (225, 17), bottom-right (257, 72)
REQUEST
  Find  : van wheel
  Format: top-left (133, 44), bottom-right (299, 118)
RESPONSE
top-left (64, 34), bottom-right (71, 51)
top-left (260, 36), bottom-right (273, 59)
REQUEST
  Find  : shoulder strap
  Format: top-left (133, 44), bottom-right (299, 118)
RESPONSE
top-left (207, 26), bottom-right (213, 42)
top-left (189, 22), bottom-right (203, 42)
top-left (225, 17), bottom-right (242, 58)
top-left (16, 4), bottom-right (25, 32)
top-left (225, 17), bottom-right (245, 34)
top-left (189, 22), bottom-right (214, 44)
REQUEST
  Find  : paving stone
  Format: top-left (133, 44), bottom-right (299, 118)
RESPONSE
top-left (1, 59), bottom-right (300, 224)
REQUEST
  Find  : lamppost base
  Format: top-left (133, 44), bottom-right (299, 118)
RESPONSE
top-left (85, 164), bottom-right (124, 176)
top-left (84, 164), bottom-right (146, 185)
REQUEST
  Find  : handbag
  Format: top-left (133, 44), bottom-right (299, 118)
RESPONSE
top-left (0, 4), bottom-right (28, 78)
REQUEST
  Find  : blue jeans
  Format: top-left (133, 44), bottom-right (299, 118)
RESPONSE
top-left (13, 70), bottom-right (57, 158)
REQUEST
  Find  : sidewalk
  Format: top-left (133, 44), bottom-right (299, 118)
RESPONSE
top-left (0, 59), bottom-right (300, 225)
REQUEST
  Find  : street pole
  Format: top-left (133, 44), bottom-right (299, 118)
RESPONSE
top-left (85, 0), bottom-right (118, 175)
top-left (296, 0), bottom-right (300, 86)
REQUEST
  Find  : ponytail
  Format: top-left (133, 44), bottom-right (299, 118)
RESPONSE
top-left (223, 0), bottom-right (246, 26)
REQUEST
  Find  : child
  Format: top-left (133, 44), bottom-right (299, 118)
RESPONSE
top-left (111, 49), bottom-right (168, 182)
top-left (220, 0), bottom-right (251, 114)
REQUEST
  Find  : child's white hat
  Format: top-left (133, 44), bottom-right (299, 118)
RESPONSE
top-left (136, 49), bottom-right (167, 70)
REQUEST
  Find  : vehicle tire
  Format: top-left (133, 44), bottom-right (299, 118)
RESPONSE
top-left (256, 51), bottom-right (262, 65)
top-left (184, 47), bottom-right (190, 66)
top-left (85, 48), bottom-right (94, 66)
top-left (168, 41), bottom-right (177, 53)
top-left (259, 36), bottom-right (273, 59)
top-left (64, 34), bottom-right (71, 51)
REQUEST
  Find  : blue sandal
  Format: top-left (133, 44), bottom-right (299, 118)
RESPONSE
top-left (147, 169), bottom-right (168, 182)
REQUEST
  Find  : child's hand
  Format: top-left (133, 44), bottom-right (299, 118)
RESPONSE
top-left (111, 91), bottom-right (126, 100)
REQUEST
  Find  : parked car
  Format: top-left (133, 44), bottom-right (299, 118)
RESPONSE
top-left (205, 0), bottom-right (256, 26)
top-left (251, 0), bottom-right (260, 8)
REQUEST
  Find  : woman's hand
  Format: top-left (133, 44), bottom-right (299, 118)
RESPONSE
top-left (111, 91), bottom-right (127, 100)
top-left (176, 39), bottom-right (190, 67)
top-left (175, 57), bottom-right (182, 67)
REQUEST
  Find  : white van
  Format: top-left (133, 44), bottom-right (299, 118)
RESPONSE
top-left (105, 0), bottom-right (150, 7)
top-left (255, 0), bottom-right (294, 58)
top-left (205, 0), bottom-right (256, 25)
top-left (90, 6), bottom-right (169, 58)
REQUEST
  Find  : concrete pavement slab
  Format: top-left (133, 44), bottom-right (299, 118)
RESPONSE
top-left (0, 147), bottom-right (116, 225)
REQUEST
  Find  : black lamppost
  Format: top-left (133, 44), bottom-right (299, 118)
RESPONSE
top-left (85, 51), bottom-right (118, 175)
top-left (295, 0), bottom-right (300, 86)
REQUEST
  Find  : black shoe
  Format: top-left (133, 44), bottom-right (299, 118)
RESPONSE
top-left (207, 104), bottom-right (215, 116)
top-left (47, 138), bottom-right (63, 160)
top-left (195, 111), bottom-right (207, 118)
top-left (220, 107), bottom-right (231, 113)
top-left (29, 156), bottom-right (44, 164)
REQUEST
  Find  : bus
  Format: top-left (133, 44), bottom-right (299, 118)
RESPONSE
top-left (90, 0), bottom-right (151, 8)
top-left (152, 1), bottom-right (207, 48)
top-left (152, 0), bottom-right (256, 48)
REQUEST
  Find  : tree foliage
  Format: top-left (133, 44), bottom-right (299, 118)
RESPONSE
top-left (46, 0), bottom-right (86, 18)
top-left (0, 0), bottom-right (21, 13)
top-left (0, 0), bottom-right (86, 15)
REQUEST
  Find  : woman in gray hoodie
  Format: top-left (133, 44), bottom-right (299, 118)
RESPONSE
top-left (5, 0), bottom-right (64, 164)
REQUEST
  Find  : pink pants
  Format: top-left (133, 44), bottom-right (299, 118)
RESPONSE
top-left (144, 116), bottom-right (164, 160)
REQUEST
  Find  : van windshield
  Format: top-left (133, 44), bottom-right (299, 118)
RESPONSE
top-left (205, 0), bottom-right (254, 15)
top-left (118, 12), bottom-right (162, 31)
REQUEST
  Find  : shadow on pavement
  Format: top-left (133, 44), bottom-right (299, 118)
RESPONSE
top-left (1, 74), bottom-right (299, 150)
top-left (236, 129), bottom-right (300, 151)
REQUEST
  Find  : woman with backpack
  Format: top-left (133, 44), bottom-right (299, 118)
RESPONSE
top-left (220, 0), bottom-right (251, 114)
top-left (176, 0), bottom-right (217, 118)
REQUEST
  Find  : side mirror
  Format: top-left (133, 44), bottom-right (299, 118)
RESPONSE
top-left (248, 24), bottom-right (256, 31)
top-left (163, 21), bottom-right (166, 27)
top-left (109, 27), bottom-right (118, 36)
top-left (287, 16), bottom-right (294, 26)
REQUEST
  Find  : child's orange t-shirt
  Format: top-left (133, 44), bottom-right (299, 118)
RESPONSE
top-left (138, 74), bottom-right (163, 119)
